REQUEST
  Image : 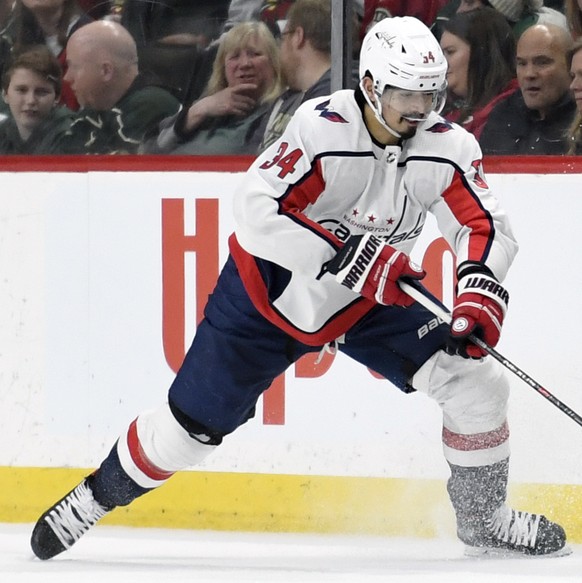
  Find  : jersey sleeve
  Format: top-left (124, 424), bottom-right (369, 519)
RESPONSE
top-left (427, 135), bottom-right (518, 281)
top-left (233, 103), bottom-right (340, 280)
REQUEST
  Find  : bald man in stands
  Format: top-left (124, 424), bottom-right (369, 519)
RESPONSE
top-left (479, 23), bottom-right (575, 155)
top-left (63, 21), bottom-right (180, 154)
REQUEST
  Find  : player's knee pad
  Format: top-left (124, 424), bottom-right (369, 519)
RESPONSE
top-left (116, 402), bottom-right (219, 489)
top-left (411, 350), bottom-right (510, 466)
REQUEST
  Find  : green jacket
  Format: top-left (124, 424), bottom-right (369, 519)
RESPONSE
top-left (0, 106), bottom-right (74, 155)
top-left (64, 76), bottom-right (180, 154)
top-left (169, 104), bottom-right (270, 155)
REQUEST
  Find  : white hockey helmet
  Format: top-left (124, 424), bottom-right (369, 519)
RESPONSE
top-left (359, 16), bottom-right (448, 132)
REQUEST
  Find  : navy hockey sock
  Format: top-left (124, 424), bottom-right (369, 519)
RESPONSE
top-left (90, 443), bottom-right (151, 507)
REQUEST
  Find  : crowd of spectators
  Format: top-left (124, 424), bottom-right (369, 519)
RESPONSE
top-left (0, 0), bottom-right (581, 156)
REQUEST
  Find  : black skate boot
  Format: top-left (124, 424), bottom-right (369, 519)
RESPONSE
top-left (448, 459), bottom-right (568, 557)
top-left (460, 503), bottom-right (567, 556)
top-left (31, 476), bottom-right (113, 560)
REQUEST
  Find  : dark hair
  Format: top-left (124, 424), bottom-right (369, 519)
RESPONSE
top-left (567, 39), bottom-right (582, 155)
top-left (443, 7), bottom-right (516, 121)
top-left (2, 45), bottom-right (63, 96)
top-left (565, 0), bottom-right (582, 40)
top-left (567, 38), bottom-right (582, 67)
top-left (286, 0), bottom-right (331, 54)
top-left (12, 0), bottom-right (82, 52)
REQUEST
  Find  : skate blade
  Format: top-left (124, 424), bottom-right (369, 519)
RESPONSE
top-left (464, 544), bottom-right (572, 559)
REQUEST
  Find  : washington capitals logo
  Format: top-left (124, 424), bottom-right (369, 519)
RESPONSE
top-left (315, 100), bottom-right (348, 123)
top-left (375, 32), bottom-right (396, 49)
top-left (426, 120), bottom-right (453, 133)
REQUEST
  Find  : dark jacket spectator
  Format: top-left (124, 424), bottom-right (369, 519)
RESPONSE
top-left (0, 105), bottom-right (71, 153)
top-left (0, 45), bottom-right (73, 154)
top-left (479, 90), bottom-right (576, 154)
top-left (258, 69), bottom-right (330, 151)
top-left (480, 22), bottom-right (575, 154)
top-left (65, 76), bottom-right (181, 154)
top-left (257, 0), bottom-right (332, 151)
top-left (62, 20), bottom-right (180, 154)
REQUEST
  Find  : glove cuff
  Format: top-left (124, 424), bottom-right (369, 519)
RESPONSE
top-left (332, 234), bottom-right (385, 293)
top-left (457, 272), bottom-right (509, 316)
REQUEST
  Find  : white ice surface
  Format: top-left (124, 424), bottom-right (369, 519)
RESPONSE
top-left (2, 523), bottom-right (582, 582)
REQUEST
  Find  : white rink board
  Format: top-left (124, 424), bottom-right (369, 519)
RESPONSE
top-left (1, 170), bottom-right (581, 485)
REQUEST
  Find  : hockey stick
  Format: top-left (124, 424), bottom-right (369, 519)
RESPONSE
top-left (400, 280), bottom-right (582, 429)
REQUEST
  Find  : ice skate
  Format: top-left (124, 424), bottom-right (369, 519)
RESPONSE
top-left (459, 504), bottom-right (569, 557)
top-left (30, 477), bottom-right (112, 560)
top-left (448, 459), bottom-right (569, 558)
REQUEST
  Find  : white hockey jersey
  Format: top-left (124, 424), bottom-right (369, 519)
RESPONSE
top-left (230, 89), bottom-right (518, 346)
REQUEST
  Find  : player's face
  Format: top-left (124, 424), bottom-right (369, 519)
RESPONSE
top-left (2, 67), bottom-right (57, 139)
top-left (440, 31), bottom-right (470, 99)
top-left (381, 89), bottom-right (428, 139)
top-left (571, 48), bottom-right (582, 114)
top-left (379, 88), bottom-right (438, 137)
top-left (516, 29), bottom-right (572, 118)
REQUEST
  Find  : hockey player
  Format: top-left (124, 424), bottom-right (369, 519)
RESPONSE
top-left (31, 16), bottom-right (567, 560)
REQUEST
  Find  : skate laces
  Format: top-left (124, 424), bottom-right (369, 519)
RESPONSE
top-left (44, 481), bottom-right (109, 549)
top-left (486, 505), bottom-right (541, 548)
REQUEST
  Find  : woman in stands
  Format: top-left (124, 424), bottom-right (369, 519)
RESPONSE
top-left (142, 21), bottom-right (283, 155)
top-left (567, 39), bottom-right (582, 155)
top-left (440, 7), bottom-right (518, 139)
top-left (0, 45), bottom-right (73, 153)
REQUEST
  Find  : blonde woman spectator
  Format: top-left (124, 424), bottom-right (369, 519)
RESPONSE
top-left (565, 0), bottom-right (582, 39)
top-left (143, 21), bottom-right (283, 155)
top-left (0, 45), bottom-right (73, 153)
top-left (567, 39), bottom-right (582, 153)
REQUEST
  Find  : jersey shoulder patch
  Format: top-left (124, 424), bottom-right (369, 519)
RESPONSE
top-left (314, 99), bottom-right (349, 124)
top-left (425, 120), bottom-right (454, 134)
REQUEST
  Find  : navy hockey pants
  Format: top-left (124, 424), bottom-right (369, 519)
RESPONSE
top-left (168, 255), bottom-right (450, 437)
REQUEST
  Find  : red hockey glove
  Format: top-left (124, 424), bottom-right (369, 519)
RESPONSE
top-left (326, 234), bottom-right (425, 306)
top-left (450, 268), bottom-right (509, 358)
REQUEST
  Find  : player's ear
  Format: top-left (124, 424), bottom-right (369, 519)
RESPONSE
top-left (362, 76), bottom-right (376, 104)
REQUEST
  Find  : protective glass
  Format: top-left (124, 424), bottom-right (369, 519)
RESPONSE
top-left (380, 86), bottom-right (447, 122)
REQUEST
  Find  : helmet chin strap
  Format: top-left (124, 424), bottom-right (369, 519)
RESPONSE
top-left (360, 81), bottom-right (402, 139)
